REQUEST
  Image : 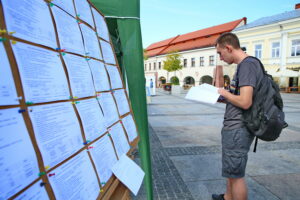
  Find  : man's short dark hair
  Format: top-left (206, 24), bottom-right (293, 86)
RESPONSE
top-left (215, 32), bottom-right (241, 49)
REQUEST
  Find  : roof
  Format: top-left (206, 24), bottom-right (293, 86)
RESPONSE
top-left (235, 9), bottom-right (300, 31)
top-left (145, 18), bottom-right (246, 57)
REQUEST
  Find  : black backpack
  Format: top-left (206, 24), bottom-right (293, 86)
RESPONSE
top-left (236, 56), bottom-right (288, 152)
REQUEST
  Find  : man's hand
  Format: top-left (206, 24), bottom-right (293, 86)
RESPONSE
top-left (217, 86), bottom-right (253, 109)
top-left (218, 88), bottom-right (230, 98)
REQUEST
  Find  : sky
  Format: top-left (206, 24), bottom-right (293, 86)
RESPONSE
top-left (140, 0), bottom-right (300, 48)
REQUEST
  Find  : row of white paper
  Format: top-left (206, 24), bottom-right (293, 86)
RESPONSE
top-left (0, 104), bottom-right (138, 199)
top-left (0, 42), bottom-right (123, 105)
top-left (1, 0), bottom-right (112, 60)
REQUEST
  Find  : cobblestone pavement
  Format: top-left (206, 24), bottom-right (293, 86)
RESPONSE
top-left (133, 90), bottom-right (300, 200)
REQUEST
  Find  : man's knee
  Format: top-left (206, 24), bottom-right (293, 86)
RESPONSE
top-left (228, 177), bottom-right (245, 184)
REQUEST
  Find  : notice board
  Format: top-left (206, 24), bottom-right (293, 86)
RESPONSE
top-left (0, 0), bottom-right (139, 199)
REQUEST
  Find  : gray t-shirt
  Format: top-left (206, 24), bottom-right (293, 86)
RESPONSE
top-left (223, 57), bottom-right (264, 130)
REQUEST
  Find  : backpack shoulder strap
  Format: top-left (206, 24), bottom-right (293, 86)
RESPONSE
top-left (253, 136), bottom-right (258, 152)
top-left (247, 56), bottom-right (267, 75)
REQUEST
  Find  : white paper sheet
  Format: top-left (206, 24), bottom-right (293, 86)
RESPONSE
top-left (185, 83), bottom-right (220, 104)
top-left (12, 42), bottom-right (70, 103)
top-left (106, 65), bottom-right (123, 89)
top-left (48, 151), bottom-right (99, 200)
top-left (51, 6), bottom-right (85, 55)
top-left (122, 114), bottom-right (138, 142)
top-left (52, 0), bottom-right (76, 17)
top-left (80, 24), bottom-right (102, 60)
top-left (74, 0), bottom-right (94, 27)
top-left (112, 154), bottom-right (145, 196)
top-left (92, 8), bottom-right (110, 41)
top-left (88, 60), bottom-right (111, 92)
top-left (15, 180), bottom-right (49, 200)
top-left (113, 89), bottom-right (130, 116)
top-left (63, 53), bottom-right (95, 98)
top-left (0, 43), bottom-right (19, 105)
top-left (28, 102), bottom-right (83, 167)
top-left (97, 92), bottom-right (119, 126)
top-left (109, 122), bottom-right (130, 158)
top-left (1, 0), bottom-right (57, 48)
top-left (100, 40), bottom-right (116, 64)
top-left (89, 135), bottom-right (117, 186)
top-left (0, 108), bottom-right (40, 199)
top-left (75, 98), bottom-right (107, 141)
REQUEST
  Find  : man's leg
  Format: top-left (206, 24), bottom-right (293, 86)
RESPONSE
top-left (220, 127), bottom-right (254, 200)
top-left (224, 179), bottom-right (233, 200)
top-left (228, 177), bottom-right (247, 200)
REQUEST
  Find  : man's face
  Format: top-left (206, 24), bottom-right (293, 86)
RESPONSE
top-left (216, 44), bottom-right (234, 65)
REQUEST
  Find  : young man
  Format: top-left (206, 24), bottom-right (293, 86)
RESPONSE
top-left (213, 33), bottom-right (264, 200)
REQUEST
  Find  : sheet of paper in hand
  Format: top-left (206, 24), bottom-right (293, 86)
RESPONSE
top-left (185, 83), bottom-right (220, 104)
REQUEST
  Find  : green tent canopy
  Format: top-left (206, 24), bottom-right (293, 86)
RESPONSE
top-left (90, 0), bottom-right (153, 199)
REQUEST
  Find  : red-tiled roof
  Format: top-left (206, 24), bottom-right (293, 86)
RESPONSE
top-left (145, 18), bottom-right (246, 57)
top-left (146, 35), bottom-right (179, 50)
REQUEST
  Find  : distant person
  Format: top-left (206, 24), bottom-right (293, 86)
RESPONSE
top-left (145, 78), bottom-right (151, 103)
top-left (150, 79), bottom-right (154, 96)
top-left (212, 33), bottom-right (264, 200)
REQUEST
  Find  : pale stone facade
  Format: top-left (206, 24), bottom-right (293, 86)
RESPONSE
top-left (145, 7), bottom-right (300, 88)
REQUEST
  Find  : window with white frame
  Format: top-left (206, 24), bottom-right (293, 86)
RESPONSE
top-left (153, 62), bottom-right (156, 70)
top-left (255, 44), bottom-right (262, 58)
top-left (145, 64), bottom-right (147, 71)
top-left (191, 58), bottom-right (195, 67)
top-left (158, 62), bottom-right (161, 69)
top-left (209, 55), bottom-right (214, 66)
top-left (271, 42), bottom-right (280, 58)
top-left (183, 59), bottom-right (187, 67)
top-left (291, 39), bottom-right (300, 56)
top-left (149, 63), bottom-right (151, 70)
top-left (200, 57), bottom-right (204, 66)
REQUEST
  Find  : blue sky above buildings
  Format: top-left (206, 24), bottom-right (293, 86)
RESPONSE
top-left (141, 0), bottom-right (299, 48)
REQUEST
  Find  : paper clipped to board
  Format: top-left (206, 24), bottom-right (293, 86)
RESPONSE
top-left (185, 83), bottom-right (220, 104)
top-left (112, 154), bottom-right (145, 196)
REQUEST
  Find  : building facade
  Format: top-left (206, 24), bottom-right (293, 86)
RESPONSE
top-left (144, 18), bottom-right (246, 87)
top-left (145, 4), bottom-right (300, 88)
top-left (233, 4), bottom-right (300, 87)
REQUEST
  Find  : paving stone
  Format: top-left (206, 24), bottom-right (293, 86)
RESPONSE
top-left (133, 92), bottom-right (300, 200)
top-left (252, 174), bottom-right (300, 200)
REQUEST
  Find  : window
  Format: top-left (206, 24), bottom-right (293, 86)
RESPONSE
top-left (153, 62), bottom-right (156, 70)
top-left (272, 42), bottom-right (280, 58)
top-left (200, 57), bottom-right (204, 66)
top-left (183, 59), bottom-right (187, 67)
top-left (209, 55), bottom-right (214, 66)
top-left (149, 63), bottom-right (151, 70)
top-left (144, 64), bottom-right (147, 71)
top-left (191, 58), bottom-right (195, 67)
top-left (291, 39), bottom-right (300, 56)
top-left (158, 62), bottom-right (161, 69)
top-left (255, 44), bottom-right (262, 58)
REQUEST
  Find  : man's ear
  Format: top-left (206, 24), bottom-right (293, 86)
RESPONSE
top-left (226, 45), bottom-right (233, 53)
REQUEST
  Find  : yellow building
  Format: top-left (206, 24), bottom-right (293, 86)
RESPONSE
top-left (232, 4), bottom-right (300, 88)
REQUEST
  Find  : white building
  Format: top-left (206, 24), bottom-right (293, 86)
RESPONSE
top-left (145, 4), bottom-right (300, 89)
top-left (144, 18), bottom-right (246, 87)
top-left (233, 4), bottom-right (300, 87)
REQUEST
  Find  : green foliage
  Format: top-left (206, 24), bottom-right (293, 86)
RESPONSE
top-left (170, 76), bottom-right (179, 85)
top-left (163, 51), bottom-right (183, 72)
top-left (143, 49), bottom-right (148, 60)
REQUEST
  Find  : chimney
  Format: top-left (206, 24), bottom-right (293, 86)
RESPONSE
top-left (295, 3), bottom-right (300, 9)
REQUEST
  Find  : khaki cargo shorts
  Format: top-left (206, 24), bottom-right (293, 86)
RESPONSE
top-left (221, 127), bottom-right (254, 178)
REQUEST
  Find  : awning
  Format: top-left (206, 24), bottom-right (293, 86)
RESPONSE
top-left (270, 69), bottom-right (299, 77)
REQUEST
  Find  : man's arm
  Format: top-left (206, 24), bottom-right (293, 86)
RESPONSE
top-left (218, 86), bottom-right (253, 110)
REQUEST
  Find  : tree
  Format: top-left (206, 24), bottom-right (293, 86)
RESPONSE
top-left (143, 49), bottom-right (148, 60)
top-left (163, 51), bottom-right (183, 83)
